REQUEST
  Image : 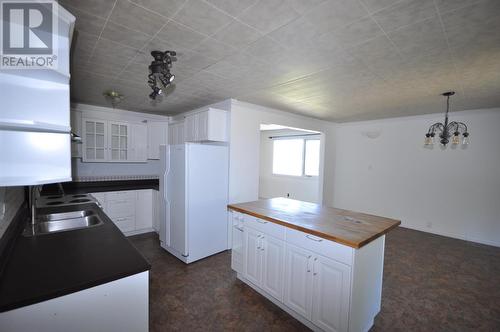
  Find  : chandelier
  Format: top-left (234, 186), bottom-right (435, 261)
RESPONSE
top-left (103, 90), bottom-right (124, 108)
top-left (148, 50), bottom-right (176, 100)
top-left (424, 91), bottom-right (470, 146)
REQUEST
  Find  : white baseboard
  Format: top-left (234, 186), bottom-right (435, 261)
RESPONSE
top-left (400, 225), bottom-right (500, 248)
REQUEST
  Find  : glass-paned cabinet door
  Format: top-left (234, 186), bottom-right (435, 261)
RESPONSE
top-left (83, 118), bottom-right (107, 162)
top-left (109, 122), bottom-right (129, 161)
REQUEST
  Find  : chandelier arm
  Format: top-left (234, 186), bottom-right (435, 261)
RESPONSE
top-left (447, 121), bottom-right (458, 133)
top-left (457, 122), bottom-right (468, 133)
top-left (448, 121), bottom-right (468, 134)
top-left (428, 123), bottom-right (444, 134)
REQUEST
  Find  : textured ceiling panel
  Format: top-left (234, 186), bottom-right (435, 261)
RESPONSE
top-left (64, 0), bottom-right (500, 121)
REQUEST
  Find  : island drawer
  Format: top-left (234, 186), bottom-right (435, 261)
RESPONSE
top-left (242, 214), bottom-right (285, 240)
top-left (286, 228), bottom-right (353, 266)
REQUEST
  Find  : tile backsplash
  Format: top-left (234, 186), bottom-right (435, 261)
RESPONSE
top-left (0, 187), bottom-right (25, 239)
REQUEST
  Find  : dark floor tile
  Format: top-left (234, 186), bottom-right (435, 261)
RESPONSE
top-left (128, 228), bottom-right (500, 332)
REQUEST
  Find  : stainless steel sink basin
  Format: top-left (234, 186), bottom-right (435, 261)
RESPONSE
top-left (37, 210), bottom-right (94, 222)
top-left (24, 210), bottom-right (103, 236)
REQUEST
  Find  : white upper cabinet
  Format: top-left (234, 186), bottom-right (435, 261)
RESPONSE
top-left (82, 118), bottom-right (108, 162)
top-left (184, 115), bottom-right (196, 142)
top-left (0, 5), bottom-right (75, 186)
top-left (147, 122), bottom-right (168, 159)
top-left (81, 118), bottom-right (149, 163)
top-left (130, 123), bottom-right (147, 162)
top-left (183, 108), bottom-right (228, 143)
top-left (109, 122), bottom-right (130, 162)
top-left (168, 122), bottom-right (185, 145)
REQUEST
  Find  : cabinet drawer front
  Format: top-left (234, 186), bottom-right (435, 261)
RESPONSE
top-left (243, 215), bottom-right (285, 240)
top-left (286, 228), bottom-right (353, 266)
top-left (113, 216), bottom-right (135, 233)
top-left (107, 199), bottom-right (135, 218)
top-left (232, 211), bottom-right (244, 224)
top-left (106, 190), bottom-right (136, 202)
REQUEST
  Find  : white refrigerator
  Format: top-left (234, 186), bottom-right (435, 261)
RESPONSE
top-left (159, 143), bottom-right (229, 263)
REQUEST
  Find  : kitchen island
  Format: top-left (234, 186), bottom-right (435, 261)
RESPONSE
top-left (228, 197), bottom-right (400, 332)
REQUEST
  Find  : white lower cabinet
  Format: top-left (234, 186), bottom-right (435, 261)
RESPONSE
top-left (243, 225), bottom-right (285, 302)
top-left (284, 244), bottom-right (314, 319)
top-left (261, 235), bottom-right (285, 301)
top-left (245, 227), bottom-right (263, 286)
top-left (311, 255), bottom-right (351, 332)
top-left (231, 213), bottom-right (245, 274)
top-left (284, 244), bottom-right (351, 331)
top-left (136, 190), bottom-right (153, 230)
top-left (91, 189), bottom-right (156, 235)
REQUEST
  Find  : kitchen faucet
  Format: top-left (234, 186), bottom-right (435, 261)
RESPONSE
top-left (30, 183), bottom-right (66, 224)
top-left (29, 185), bottom-right (42, 225)
top-left (57, 183), bottom-right (65, 196)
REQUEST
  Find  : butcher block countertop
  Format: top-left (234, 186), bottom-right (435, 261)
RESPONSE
top-left (228, 197), bottom-right (401, 249)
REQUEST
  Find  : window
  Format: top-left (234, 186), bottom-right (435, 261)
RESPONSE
top-left (305, 140), bottom-right (320, 176)
top-left (272, 138), bottom-right (320, 177)
top-left (272, 139), bottom-right (304, 176)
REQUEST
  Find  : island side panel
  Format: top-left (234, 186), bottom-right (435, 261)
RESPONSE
top-left (349, 236), bottom-right (385, 332)
top-left (0, 272), bottom-right (149, 332)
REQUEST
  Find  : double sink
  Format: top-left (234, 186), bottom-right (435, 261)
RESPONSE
top-left (23, 194), bottom-right (104, 237)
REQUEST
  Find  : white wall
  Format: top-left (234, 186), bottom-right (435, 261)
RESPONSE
top-left (333, 108), bottom-right (500, 247)
top-left (259, 129), bottom-right (320, 203)
top-left (229, 100), bottom-right (336, 206)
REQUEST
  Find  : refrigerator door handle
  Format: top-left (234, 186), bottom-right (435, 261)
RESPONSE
top-left (164, 147), bottom-right (170, 204)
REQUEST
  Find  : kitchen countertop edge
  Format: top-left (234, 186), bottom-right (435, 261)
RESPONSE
top-left (228, 200), bottom-right (401, 249)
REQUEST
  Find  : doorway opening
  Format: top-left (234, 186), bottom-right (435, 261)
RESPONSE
top-left (259, 124), bottom-right (323, 203)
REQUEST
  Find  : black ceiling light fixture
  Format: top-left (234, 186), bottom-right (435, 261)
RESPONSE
top-left (424, 91), bottom-right (470, 147)
top-left (148, 50), bottom-right (176, 100)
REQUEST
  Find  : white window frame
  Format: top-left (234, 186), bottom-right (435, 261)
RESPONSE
top-left (272, 136), bottom-right (320, 178)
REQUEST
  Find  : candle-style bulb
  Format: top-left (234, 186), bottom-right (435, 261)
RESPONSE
top-left (462, 133), bottom-right (470, 145)
top-left (424, 134), bottom-right (433, 146)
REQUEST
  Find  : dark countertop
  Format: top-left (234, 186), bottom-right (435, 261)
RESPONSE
top-left (42, 179), bottom-right (159, 195)
top-left (0, 202), bottom-right (151, 313)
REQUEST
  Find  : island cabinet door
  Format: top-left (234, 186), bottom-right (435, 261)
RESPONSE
top-left (245, 228), bottom-right (263, 286)
top-left (231, 214), bottom-right (245, 274)
top-left (261, 236), bottom-right (285, 301)
top-left (284, 244), bottom-right (314, 320)
top-left (311, 255), bottom-right (351, 332)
